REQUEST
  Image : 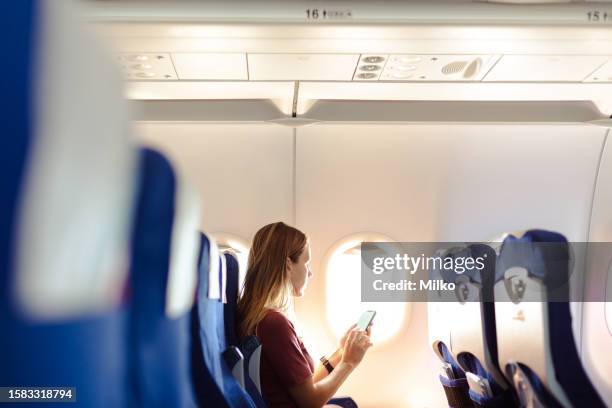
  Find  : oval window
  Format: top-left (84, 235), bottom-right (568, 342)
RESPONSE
top-left (324, 233), bottom-right (410, 344)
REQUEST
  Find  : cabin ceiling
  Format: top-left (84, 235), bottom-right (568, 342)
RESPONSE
top-left (81, 0), bottom-right (612, 118)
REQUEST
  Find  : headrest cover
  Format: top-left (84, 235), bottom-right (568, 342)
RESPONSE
top-left (496, 229), bottom-right (570, 286)
top-left (165, 173), bottom-right (201, 318)
top-left (14, 0), bottom-right (135, 319)
top-left (208, 241), bottom-right (221, 300)
top-left (219, 252), bottom-right (228, 304)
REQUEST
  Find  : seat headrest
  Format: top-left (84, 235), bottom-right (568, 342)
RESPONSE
top-left (197, 232), bottom-right (224, 301)
top-left (224, 251), bottom-right (240, 305)
top-left (10, 0), bottom-right (136, 320)
top-left (133, 147), bottom-right (200, 318)
top-left (495, 229), bottom-right (574, 305)
top-left (166, 164), bottom-right (200, 318)
top-left (496, 229), bottom-right (570, 288)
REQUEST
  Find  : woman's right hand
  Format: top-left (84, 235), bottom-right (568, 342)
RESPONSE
top-left (340, 328), bottom-right (372, 368)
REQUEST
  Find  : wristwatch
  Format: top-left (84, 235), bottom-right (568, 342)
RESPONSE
top-left (320, 355), bottom-right (334, 373)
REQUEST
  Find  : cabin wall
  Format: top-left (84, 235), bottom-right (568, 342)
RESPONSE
top-left (583, 130), bottom-right (612, 406)
top-left (135, 122), bottom-right (607, 408)
top-left (135, 123), bottom-right (294, 237)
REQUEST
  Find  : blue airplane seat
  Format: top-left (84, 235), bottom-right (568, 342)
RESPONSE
top-left (129, 148), bottom-right (200, 407)
top-left (444, 244), bottom-right (516, 407)
top-left (193, 233), bottom-right (256, 408)
top-left (430, 243), bottom-right (517, 407)
top-left (1, 1), bottom-right (136, 407)
top-left (224, 251), bottom-right (241, 348)
top-left (435, 342), bottom-right (473, 408)
top-left (240, 336), bottom-right (267, 407)
top-left (190, 236), bottom-right (231, 408)
top-left (495, 230), bottom-right (605, 407)
top-left (429, 247), bottom-right (472, 408)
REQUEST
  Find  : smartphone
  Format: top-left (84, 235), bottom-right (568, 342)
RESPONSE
top-left (356, 310), bottom-right (376, 331)
top-left (466, 372), bottom-right (493, 398)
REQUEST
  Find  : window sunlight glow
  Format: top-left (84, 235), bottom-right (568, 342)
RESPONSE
top-left (326, 237), bottom-right (407, 344)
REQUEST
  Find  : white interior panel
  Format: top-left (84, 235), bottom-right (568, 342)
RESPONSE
top-left (172, 53), bottom-right (248, 80)
top-left (584, 59), bottom-right (612, 83)
top-left (582, 131), bottom-right (612, 406)
top-left (134, 123), bottom-right (294, 238)
top-left (124, 82), bottom-right (295, 114)
top-left (378, 54), bottom-right (499, 82)
top-left (484, 55), bottom-right (609, 82)
top-left (124, 81), bottom-right (294, 100)
top-left (248, 53), bottom-right (359, 80)
top-left (297, 82), bottom-right (612, 115)
top-left (117, 53), bottom-right (177, 80)
top-left (295, 124), bottom-right (605, 408)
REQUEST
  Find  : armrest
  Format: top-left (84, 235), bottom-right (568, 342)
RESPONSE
top-left (222, 346), bottom-right (245, 390)
top-left (327, 396), bottom-right (358, 408)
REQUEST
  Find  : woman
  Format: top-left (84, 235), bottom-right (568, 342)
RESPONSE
top-left (237, 222), bottom-right (372, 408)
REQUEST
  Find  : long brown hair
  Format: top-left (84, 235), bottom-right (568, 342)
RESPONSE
top-left (236, 222), bottom-right (308, 340)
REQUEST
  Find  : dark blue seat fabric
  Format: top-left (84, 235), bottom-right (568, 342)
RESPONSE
top-left (193, 234), bottom-right (255, 408)
top-left (436, 343), bottom-right (472, 408)
top-left (0, 3), bottom-right (129, 407)
top-left (458, 353), bottom-right (515, 407)
top-left (496, 230), bottom-right (605, 408)
top-left (190, 237), bottom-right (228, 407)
top-left (433, 244), bottom-right (516, 407)
top-left (224, 252), bottom-right (240, 348)
top-left (327, 397), bottom-right (359, 408)
top-left (129, 148), bottom-right (197, 407)
top-left (240, 336), bottom-right (268, 408)
top-left (457, 245), bottom-right (515, 407)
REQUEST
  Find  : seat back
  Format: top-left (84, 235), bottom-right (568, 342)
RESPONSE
top-left (129, 148), bottom-right (200, 407)
top-left (224, 251), bottom-right (241, 348)
top-left (1, 1), bottom-right (136, 406)
top-left (242, 335), bottom-right (268, 407)
top-left (430, 243), bottom-right (517, 407)
top-left (448, 244), bottom-right (515, 406)
top-left (194, 233), bottom-right (255, 408)
top-left (494, 230), bottom-right (604, 407)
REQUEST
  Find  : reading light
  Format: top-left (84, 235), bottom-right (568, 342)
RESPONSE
top-left (363, 56), bottom-right (385, 64)
top-left (357, 72), bottom-right (377, 79)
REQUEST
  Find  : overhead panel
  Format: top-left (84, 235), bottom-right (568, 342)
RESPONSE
top-left (353, 55), bottom-right (388, 81)
top-left (172, 53), bottom-right (248, 80)
top-left (483, 55), bottom-right (609, 82)
top-left (248, 53), bottom-right (359, 81)
top-left (353, 54), bottom-right (500, 81)
top-left (584, 59), bottom-right (612, 83)
top-left (116, 53), bottom-right (177, 80)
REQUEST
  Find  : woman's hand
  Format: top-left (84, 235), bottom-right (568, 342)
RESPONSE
top-left (339, 324), bottom-right (356, 349)
top-left (338, 322), bottom-right (374, 349)
top-left (340, 328), bottom-right (373, 368)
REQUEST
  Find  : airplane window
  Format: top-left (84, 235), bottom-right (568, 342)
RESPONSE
top-left (211, 232), bottom-right (250, 292)
top-left (325, 234), bottom-right (409, 344)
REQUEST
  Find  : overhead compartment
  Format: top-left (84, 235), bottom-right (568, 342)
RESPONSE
top-left (81, 0), bottom-right (612, 119)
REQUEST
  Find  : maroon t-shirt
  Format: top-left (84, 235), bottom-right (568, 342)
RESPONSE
top-left (256, 310), bottom-right (315, 408)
